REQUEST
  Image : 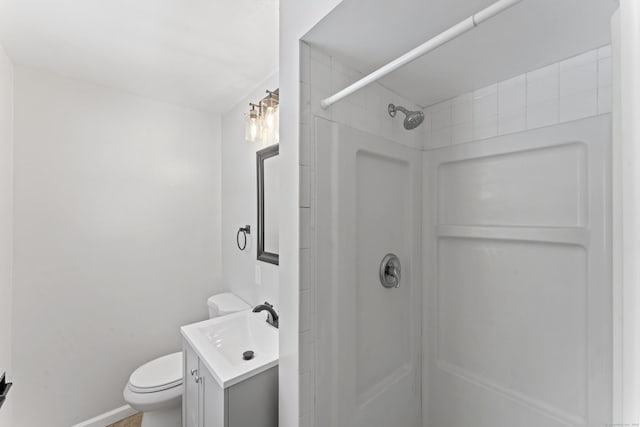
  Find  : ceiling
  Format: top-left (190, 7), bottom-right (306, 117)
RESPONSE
top-left (0, 0), bottom-right (279, 112)
top-left (304, 0), bottom-right (617, 108)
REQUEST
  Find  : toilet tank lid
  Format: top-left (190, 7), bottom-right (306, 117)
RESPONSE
top-left (207, 292), bottom-right (250, 315)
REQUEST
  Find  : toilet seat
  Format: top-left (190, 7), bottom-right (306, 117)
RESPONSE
top-left (128, 352), bottom-right (183, 394)
top-left (123, 380), bottom-right (182, 413)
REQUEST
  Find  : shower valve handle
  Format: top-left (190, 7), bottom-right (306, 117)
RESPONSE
top-left (385, 264), bottom-right (401, 288)
top-left (380, 254), bottom-right (401, 289)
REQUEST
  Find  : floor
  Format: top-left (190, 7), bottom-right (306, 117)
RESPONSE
top-left (107, 412), bottom-right (142, 427)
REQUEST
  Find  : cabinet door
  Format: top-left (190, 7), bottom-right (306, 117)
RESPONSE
top-left (227, 367), bottom-right (278, 427)
top-left (183, 343), bottom-right (201, 427)
top-left (201, 362), bottom-right (226, 427)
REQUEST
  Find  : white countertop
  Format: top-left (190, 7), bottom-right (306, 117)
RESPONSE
top-left (181, 310), bottom-right (279, 388)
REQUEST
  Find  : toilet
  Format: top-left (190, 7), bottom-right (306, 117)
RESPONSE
top-left (123, 293), bottom-right (251, 427)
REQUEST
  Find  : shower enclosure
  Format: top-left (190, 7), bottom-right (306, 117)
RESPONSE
top-left (298, 0), bottom-right (637, 426)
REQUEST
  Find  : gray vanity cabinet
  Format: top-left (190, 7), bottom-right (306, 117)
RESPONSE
top-left (183, 343), bottom-right (206, 427)
top-left (182, 339), bottom-right (278, 427)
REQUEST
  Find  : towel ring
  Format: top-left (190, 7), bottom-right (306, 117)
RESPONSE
top-left (237, 225), bottom-right (251, 251)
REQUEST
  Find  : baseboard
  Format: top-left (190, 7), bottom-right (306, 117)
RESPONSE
top-left (71, 405), bottom-right (137, 427)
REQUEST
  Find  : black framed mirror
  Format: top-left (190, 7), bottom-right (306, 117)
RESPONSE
top-left (257, 144), bottom-right (279, 265)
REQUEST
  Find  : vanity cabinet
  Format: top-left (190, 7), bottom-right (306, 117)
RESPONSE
top-left (182, 339), bottom-right (278, 427)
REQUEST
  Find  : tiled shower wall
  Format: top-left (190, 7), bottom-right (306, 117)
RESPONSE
top-left (298, 43), bottom-right (612, 427)
top-left (424, 45), bottom-right (612, 149)
top-left (298, 42), bottom-right (422, 427)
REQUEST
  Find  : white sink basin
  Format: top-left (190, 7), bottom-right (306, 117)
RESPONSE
top-left (181, 310), bottom-right (279, 388)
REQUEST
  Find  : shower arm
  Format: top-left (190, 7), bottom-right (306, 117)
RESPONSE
top-left (320, 0), bottom-right (524, 109)
top-left (388, 104), bottom-right (409, 117)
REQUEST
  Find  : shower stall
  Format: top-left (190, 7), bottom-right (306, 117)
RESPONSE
top-left (298, 0), bottom-right (638, 426)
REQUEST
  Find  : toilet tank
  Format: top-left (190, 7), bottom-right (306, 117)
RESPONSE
top-left (207, 292), bottom-right (250, 318)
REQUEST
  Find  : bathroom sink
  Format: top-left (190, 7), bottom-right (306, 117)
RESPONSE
top-left (180, 310), bottom-right (279, 388)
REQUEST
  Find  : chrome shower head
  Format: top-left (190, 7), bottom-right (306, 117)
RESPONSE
top-left (388, 104), bottom-right (425, 130)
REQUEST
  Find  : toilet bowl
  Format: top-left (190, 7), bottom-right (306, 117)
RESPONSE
top-left (123, 293), bottom-right (251, 427)
top-left (123, 352), bottom-right (183, 427)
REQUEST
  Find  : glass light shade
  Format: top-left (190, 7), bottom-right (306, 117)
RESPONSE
top-left (244, 92), bottom-right (279, 143)
top-left (264, 105), bottom-right (276, 131)
top-left (273, 106), bottom-right (279, 142)
top-left (261, 104), bottom-right (279, 143)
top-left (245, 110), bottom-right (261, 142)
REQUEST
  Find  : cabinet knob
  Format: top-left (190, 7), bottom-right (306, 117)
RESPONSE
top-left (190, 368), bottom-right (198, 376)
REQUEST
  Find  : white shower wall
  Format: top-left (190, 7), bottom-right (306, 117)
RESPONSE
top-left (300, 43), bottom-right (424, 427)
top-left (300, 45), bottom-right (423, 151)
top-left (419, 46), bottom-right (614, 425)
top-left (423, 46), bottom-right (612, 148)
top-left (307, 39), bottom-right (614, 426)
top-left (423, 115), bottom-right (612, 425)
top-left (422, 47), bottom-right (613, 426)
top-left (315, 118), bottom-right (422, 427)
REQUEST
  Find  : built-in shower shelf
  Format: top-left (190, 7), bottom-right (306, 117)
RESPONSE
top-left (436, 225), bottom-right (589, 246)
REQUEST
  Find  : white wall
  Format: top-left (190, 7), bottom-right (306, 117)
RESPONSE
top-left (221, 73), bottom-right (279, 307)
top-left (0, 43), bottom-right (13, 427)
top-left (11, 67), bottom-right (223, 427)
top-left (616, 1), bottom-right (640, 421)
top-left (278, 1), bottom-right (343, 426)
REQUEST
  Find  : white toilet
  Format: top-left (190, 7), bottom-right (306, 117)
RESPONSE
top-left (123, 293), bottom-right (251, 427)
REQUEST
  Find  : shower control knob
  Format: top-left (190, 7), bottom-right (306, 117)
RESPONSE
top-left (380, 253), bottom-right (401, 289)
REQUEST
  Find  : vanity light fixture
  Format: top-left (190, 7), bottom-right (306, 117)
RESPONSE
top-left (245, 103), bottom-right (261, 142)
top-left (244, 89), bottom-right (279, 143)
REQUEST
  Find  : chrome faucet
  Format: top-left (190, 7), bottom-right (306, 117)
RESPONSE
top-left (253, 302), bottom-right (279, 328)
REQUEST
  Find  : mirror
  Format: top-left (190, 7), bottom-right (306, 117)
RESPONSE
top-left (257, 144), bottom-right (279, 265)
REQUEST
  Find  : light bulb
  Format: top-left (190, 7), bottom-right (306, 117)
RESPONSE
top-left (250, 117), bottom-right (258, 140)
top-left (274, 109), bottom-right (279, 142)
top-left (265, 106), bottom-right (275, 130)
top-left (245, 108), bottom-right (261, 142)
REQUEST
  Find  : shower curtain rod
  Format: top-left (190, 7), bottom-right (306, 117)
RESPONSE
top-left (320, 0), bottom-right (524, 109)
